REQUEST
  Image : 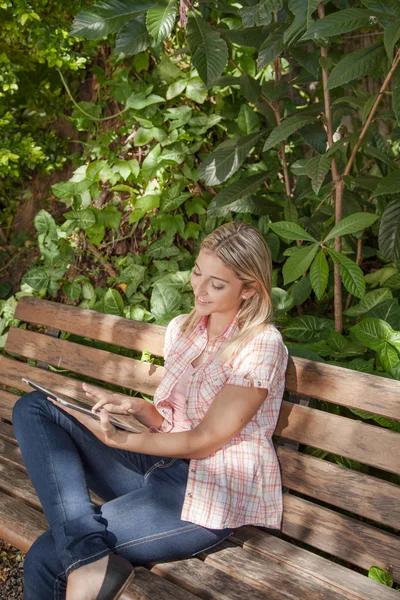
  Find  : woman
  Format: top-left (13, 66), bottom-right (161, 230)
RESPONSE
top-left (13, 221), bottom-right (288, 600)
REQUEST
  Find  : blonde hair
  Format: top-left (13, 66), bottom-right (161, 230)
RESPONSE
top-left (181, 221), bottom-right (273, 364)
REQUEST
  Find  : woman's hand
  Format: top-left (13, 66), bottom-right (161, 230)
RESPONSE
top-left (82, 384), bottom-right (144, 416)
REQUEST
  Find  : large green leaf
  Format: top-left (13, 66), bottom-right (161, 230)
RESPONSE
top-left (373, 170), bottom-right (400, 196)
top-left (306, 0), bottom-right (320, 28)
top-left (151, 283), bottom-right (181, 318)
top-left (269, 221), bottom-right (317, 242)
top-left (186, 12), bottom-right (228, 87)
top-left (282, 243), bottom-right (319, 285)
top-left (327, 249), bottom-right (365, 298)
top-left (360, 0), bottom-right (400, 17)
top-left (240, 0), bottom-right (280, 27)
top-left (284, 0), bottom-right (307, 46)
top-left (351, 317), bottom-right (394, 350)
top-left (207, 173), bottom-right (268, 216)
top-left (302, 9), bottom-right (380, 40)
top-left (115, 17), bottom-right (150, 55)
top-left (103, 289), bottom-right (125, 316)
top-left (310, 250), bottom-right (329, 300)
top-left (71, 0), bottom-right (155, 40)
top-left (324, 212), bottom-right (379, 242)
top-left (22, 268), bottom-right (51, 291)
top-left (384, 19), bottom-right (400, 60)
top-left (345, 288), bottom-right (393, 317)
top-left (283, 315), bottom-right (334, 342)
top-left (366, 299), bottom-right (400, 329)
top-left (379, 200), bottom-right (400, 261)
top-left (327, 42), bottom-right (386, 90)
top-left (199, 131), bottom-right (265, 186)
top-left (263, 114), bottom-right (317, 152)
top-left (368, 567), bottom-right (394, 588)
top-left (363, 145), bottom-right (398, 170)
top-left (146, 0), bottom-right (178, 44)
top-left (238, 105), bottom-right (260, 135)
top-left (258, 30), bottom-right (284, 69)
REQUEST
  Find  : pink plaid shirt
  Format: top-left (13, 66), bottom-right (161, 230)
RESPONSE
top-left (152, 312), bottom-right (288, 529)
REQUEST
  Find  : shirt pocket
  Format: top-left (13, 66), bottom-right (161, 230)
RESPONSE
top-left (197, 363), bottom-right (230, 407)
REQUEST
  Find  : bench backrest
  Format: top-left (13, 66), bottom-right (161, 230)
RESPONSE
top-left (1, 297), bottom-right (399, 581)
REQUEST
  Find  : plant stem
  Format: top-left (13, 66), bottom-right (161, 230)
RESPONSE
top-left (318, 2), bottom-right (343, 332)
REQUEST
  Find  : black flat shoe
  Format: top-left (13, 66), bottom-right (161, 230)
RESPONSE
top-left (96, 554), bottom-right (135, 600)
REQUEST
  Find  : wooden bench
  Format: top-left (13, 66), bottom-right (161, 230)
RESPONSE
top-left (0, 296), bottom-right (399, 599)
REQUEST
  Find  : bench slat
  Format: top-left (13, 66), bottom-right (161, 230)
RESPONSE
top-left (233, 528), bottom-right (399, 600)
top-left (0, 389), bottom-right (18, 422)
top-left (124, 566), bottom-right (200, 600)
top-left (0, 356), bottom-right (148, 433)
top-left (285, 357), bottom-right (400, 421)
top-left (5, 328), bottom-right (163, 396)
top-left (14, 296), bottom-right (167, 356)
top-left (206, 546), bottom-right (356, 600)
top-left (0, 436), bottom-right (24, 470)
top-left (0, 419), bottom-right (16, 444)
top-left (0, 489), bottom-right (47, 552)
top-left (0, 460), bottom-right (41, 510)
top-left (152, 557), bottom-right (290, 600)
top-left (277, 402), bottom-right (400, 475)
top-left (282, 494), bottom-right (400, 581)
top-left (277, 446), bottom-right (400, 529)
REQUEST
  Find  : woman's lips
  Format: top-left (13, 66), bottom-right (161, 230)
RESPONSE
top-left (196, 297), bottom-right (212, 305)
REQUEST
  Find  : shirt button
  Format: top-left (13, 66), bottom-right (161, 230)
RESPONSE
top-left (190, 468), bottom-right (195, 473)
top-left (187, 492), bottom-right (193, 498)
top-left (185, 400), bottom-right (189, 404)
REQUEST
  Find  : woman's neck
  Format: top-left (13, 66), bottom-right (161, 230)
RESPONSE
top-left (206, 310), bottom-right (238, 340)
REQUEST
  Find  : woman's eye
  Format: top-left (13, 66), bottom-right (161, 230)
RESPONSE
top-left (212, 283), bottom-right (224, 291)
top-left (193, 271), bottom-right (200, 276)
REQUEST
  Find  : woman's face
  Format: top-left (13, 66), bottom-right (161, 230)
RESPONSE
top-left (190, 250), bottom-right (254, 317)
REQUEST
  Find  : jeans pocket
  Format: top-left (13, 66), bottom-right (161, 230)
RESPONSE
top-left (144, 458), bottom-right (176, 479)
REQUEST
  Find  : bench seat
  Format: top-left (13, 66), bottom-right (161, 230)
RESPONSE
top-left (0, 297), bottom-right (399, 599)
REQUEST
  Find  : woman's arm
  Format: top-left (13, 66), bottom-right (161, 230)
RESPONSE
top-left (55, 383), bottom-right (268, 459)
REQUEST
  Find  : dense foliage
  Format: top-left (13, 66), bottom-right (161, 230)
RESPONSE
top-left (1, 0), bottom-right (400, 587)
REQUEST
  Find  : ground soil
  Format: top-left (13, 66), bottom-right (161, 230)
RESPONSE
top-left (0, 540), bottom-right (24, 599)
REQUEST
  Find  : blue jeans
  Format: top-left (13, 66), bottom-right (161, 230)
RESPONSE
top-left (12, 392), bottom-right (234, 600)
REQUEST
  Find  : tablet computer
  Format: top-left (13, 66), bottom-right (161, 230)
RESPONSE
top-left (21, 378), bottom-right (140, 433)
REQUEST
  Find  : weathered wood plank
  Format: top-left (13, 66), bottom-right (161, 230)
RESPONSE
top-left (282, 494), bottom-right (400, 582)
top-left (121, 567), bottom-right (200, 600)
top-left (285, 356), bottom-right (400, 421)
top-left (0, 461), bottom-right (41, 510)
top-left (206, 546), bottom-right (357, 600)
top-left (14, 296), bottom-right (167, 356)
top-left (277, 446), bottom-right (400, 529)
top-left (152, 557), bottom-right (290, 600)
top-left (233, 528), bottom-right (400, 600)
top-left (0, 389), bottom-right (18, 421)
top-left (276, 402), bottom-right (400, 475)
top-left (5, 328), bottom-right (164, 396)
top-left (0, 436), bottom-right (24, 470)
top-left (0, 419), bottom-right (16, 444)
top-left (0, 490), bottom-right (47, 552)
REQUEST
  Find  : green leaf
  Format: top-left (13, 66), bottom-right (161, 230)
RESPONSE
top-left (185, 77), bottom-right (207, 103)
top-left (351, 318), bottom-right (395, 351)
top-left (75, 208), bottom-right (97, 230)
top-left (306, 0), bottom-right (320, 28)
top-left (384, 19), bottom-right (400, 60)
top-left (360, 0), bottom-right (400, 18)
top-left (240, 0), bottom-right (279, 27)
top-left (146, 0), bottom-right (177, 44)
top-left (166, 79), bottom-right (187, 100)
top-left (103, 289), bottom-right (125, 316)
top-left (63, 282), bottom-right (82, 302)
top-left (34, 210), bottom-right (57, 238)
top-left (379, 200), bottom-right (400, 262)
top-left (345, 288), bottom-right (393, 317)
top-left (366, 299), bottom-right (400, 329)
top-left (373, 170), bottom-right (400, 196)
top-left (363, 145), bottom-right (398, 170)
top-left (207, 172), bottom-right (269, 217)
top-left (310, 250), bottom-right (329, 300)
top-left (115, 17), bottom-right (150, 56)
top-left (327, 249), bottom-right (365, 298)
top-left (394, 66), bottom-right (400, 126)
top-left (368, 566), bottom-right (394, 588)
top-left (238, 105), bottom-right (260, 135)
top-left (147, 236), bottom-right (180, 258)
top-left (269, 221), bottom-right (317, 242)
top-left (291, 275), bottom-right (312, 305)
top-left (186, 12), bottom-right (228, 87)
top-left (125, 92), bottom-right (165, 110)
top-left (263, 114), bottom-right (317, 152)
top-left (239, 74), bottom-right (261, 103)
top-left (283, 243), bottom-right (319, 285)
top-left (71, 0), bottom-right (155, 40)
top-left (258, 30), bottom-right (284, 69)
top-left (151, 284), bottom-right (181, 318)
top-left (22, 268), bottom-right (50, 291)
top-left (283, 315), bottom-right (334, 342)
top-left (324, 212), bottom-right (379, 242)
top-left (327, 42), bottom-right (386, 90)
top-left (272, 287), bottom-right (294, 314)
top-left (199, 130), bottom-right (265, 186)
top-left (302, 9), bottom-right (380, 40)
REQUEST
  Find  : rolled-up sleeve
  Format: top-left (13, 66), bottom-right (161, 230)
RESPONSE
top-left (226, 328), bottom-right (288, 391)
